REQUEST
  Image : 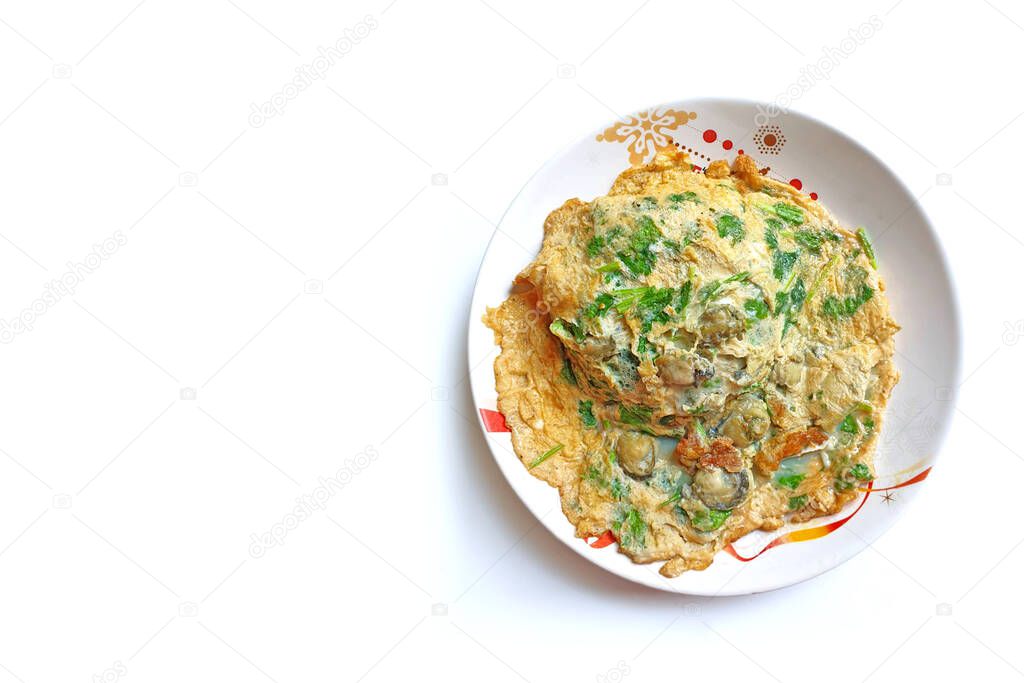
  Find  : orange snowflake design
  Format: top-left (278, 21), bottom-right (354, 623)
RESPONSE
top-left (596, 108), bottom-right (697, 165)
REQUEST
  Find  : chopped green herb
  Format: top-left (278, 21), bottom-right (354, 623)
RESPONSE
top-left (615, 216), bottom-right (663, 277)
top-left (725, 271), bottom-right (751, 284)
top-left (794, 230), bottom-right (823, 252)
top-left (612, 506), bottom-right (646, 548)
top-left (578, 400), bottom-right (597, 428)
top-left (834, 478), bottom-right (854, 493)
top-left (668, 191), bottom-right (699, 204)
top-left (776, 277), bottom-right (807, 338)
top-left (821, 296), bottom-right (843, 318)
top-left (850, 463), bottom-right (873, 481)
top-left (772, 249), bottom-right (799, 281)
top-left (689, 508), bottom-right (731, 532)
top-left (658, 491), bottom-right (682, 508)
top-left (856, 228), bottom-right (877, 269)
top-left (776, 473), bottom-right (806, 490)
top-left (838, 414), bottom-right (858, 435)
top-left (716, 213), bottom-right (746, 244)
top-left (678, 280), bottom-right (692, 312)
top-left (618, 404), bottom-right (653, 426)
top-left (560, 358), bottom-right (577, 385)
top-left (610, 478), bottom-right (630, 500)
top-left (582, 293), bottom-right (613, 318)
top-left (699, 271), bottom-right (750, 304)
top-left (550, 318), bottom-right (585, 343)
top-left (586, 235), bottom-right (605, 257)
top-left (774, 202), bottom-right (805, 225)
top-left (807, 253), bottom-right (839, 301)
top-left (765, 217), bottom-right (782, 250)
top-left (616, 249), bottom-right (655, 277)
top-left (589, 286), bottom-right (675, 332)
top-left (702, 377), bottom-right (723, 389)
top-left (529, 443), bottom-right (564, 469)
top-left (584, 464), bottom-right (607, 488)
top-left (744, 298), bottom-right (770, 321)
top-left (788, 494), bottom-right (809, 510)
top-left (822, 284), bottom-right (874, 320)
top-left (634, 215), bottom-right (660, 241)
top-left (634, 288), bottom-right (674, 332)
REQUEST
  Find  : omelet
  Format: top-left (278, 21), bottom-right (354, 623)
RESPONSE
top-left (485, 150), bottom-right (899, 577)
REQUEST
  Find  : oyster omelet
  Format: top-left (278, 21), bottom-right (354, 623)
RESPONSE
top-left (485, 150), bottom-right (899, 577)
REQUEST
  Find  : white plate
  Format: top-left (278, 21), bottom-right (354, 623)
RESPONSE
top-left (466, 98), bottom-right (961, 595)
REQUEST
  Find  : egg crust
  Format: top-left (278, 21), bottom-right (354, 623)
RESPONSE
top-left (485, 151), bottom-right (899, 577)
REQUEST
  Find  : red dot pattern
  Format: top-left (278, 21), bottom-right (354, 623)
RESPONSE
top-left (690, 120), bottom-right (818, 199)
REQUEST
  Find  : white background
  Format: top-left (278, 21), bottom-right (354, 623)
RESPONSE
top-left (0, 1), bottom-right (1019, 681)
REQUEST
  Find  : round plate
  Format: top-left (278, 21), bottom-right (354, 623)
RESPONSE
top-left (467, 97), bottom-right (961, 595)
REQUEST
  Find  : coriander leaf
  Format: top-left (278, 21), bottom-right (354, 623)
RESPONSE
top-left (744, 298), bottom-right (769, 321)
top-left (615, 216), bottom-right (663, 277)
top-left (550, 318), bottom-right (585, 343)
top-left (775, 473), bottom-right (805, 490)
top-left (788, 494), bottom-right (808, 510)
top-left (583, 292), bottom-right (615, 318)
top-left (668, 191), bottom-right (699, 204)
top-left (774, 202), bottom-right (805, 225)
top-left (578, 400), bottom-right (597, 428)
top-left (699, 281), bottom-right (721, 303)
top-left (633, 215), bottom-right (661, 245)
top-left (560, 358), bottom-right (577, 385)
top-left (793, 230), bottom-right (823, 252)
top-left (850, 463), bottom-right (873, 481)
top-left (616, 248), bottom-right (655, 277)
top-left (765, 220), bottom-right (780, 250)
top-left (822, 296), bottom-right (844, 319)
top-left (716, 213), bottom-right (745, 244)
top-left (822, 284), bottom-right (874, 320)
top-left (789, 277), bottom-right (807, 312)
top-left (634, 287), bottom-right (675, 332)
top-left (699, 272), bottom-right (749, 304)
top-left (586, 235), bottom-right (605, 257)
top-left (838, 414), bottom-right (858, 434)
top-left (834, 478), bottom-right (854, 493)
top-left (678, 280), bottom-right (692, 312)
top-left (622, 507), bottom-right (646, 548)
top-left (618, 404), bottom-right (653, 426)
top-left (772, 249), bottom-right (799, 281)
top-left (689, 508), bottom-right (731, 532)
